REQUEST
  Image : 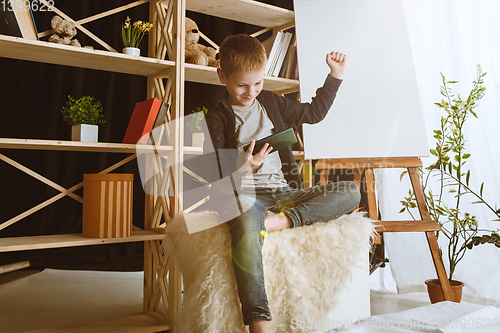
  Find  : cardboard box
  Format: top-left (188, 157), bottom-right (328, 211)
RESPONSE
top-left (83, 174), bottom-right (133, 238)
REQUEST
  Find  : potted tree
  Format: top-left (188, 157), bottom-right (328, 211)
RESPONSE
top-left (400, 66), bottom-right (500, 303)
top-left (187, 106), bottom-right (208, 147)
top-left (61, 95), bottom-right (106, 142)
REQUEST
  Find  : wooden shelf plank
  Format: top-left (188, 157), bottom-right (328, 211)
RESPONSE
top-left (185, 63), bottom-right (299, 93)
top-left (187, 0), bottom-right (294, 28)
top-left (0, 230), bottom-right (165, 252)
top-left (0, 35), bottom-right (174, 77)
top-left (0, 35), bottom-right (298, 93)
top-left (0, 138), bottom-right (207, 155)
top-left (23, 312), bottom-right (171, 333)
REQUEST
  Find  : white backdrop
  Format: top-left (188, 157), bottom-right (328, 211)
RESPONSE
top-left (377, 0), bottom-right (500, 306)
top-left (294, 0), bottom-right (429, 159)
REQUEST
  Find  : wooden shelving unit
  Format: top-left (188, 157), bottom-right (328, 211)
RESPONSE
top-left (0, 0), bottom-right (298, 331)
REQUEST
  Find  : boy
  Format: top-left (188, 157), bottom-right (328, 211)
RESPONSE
top-left (202, 34), bottom-right (360, 333)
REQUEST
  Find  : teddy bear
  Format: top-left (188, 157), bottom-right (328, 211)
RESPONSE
top-left (185, 17), bottom-right (219, 67)
top-left (48, 15), bottom-right (82, 47)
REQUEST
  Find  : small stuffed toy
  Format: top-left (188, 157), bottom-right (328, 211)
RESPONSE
top-left (48, 15), bottom-right (81, 47)
top-left (185, 17), bottom-right (219, 67)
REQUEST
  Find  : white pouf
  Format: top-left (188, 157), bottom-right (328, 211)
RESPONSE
top-left (163, 211), bottom-right (374, 333)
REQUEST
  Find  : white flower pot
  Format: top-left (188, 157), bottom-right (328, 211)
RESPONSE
top-left (123, 47), bottom-right (140, 56)
top-left (192, 132), bottom-right (205, 147)
top-left (72, 124), bottom-right (98, 142)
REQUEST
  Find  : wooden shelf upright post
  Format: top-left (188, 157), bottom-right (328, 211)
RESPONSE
top-left (315, 157), bottom-right (455, 302)
top-left (143, 0), bottom-right (185, 330)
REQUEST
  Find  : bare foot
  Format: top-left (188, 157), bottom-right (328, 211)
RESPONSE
top-left (249, 320), bottom-right (270, 333)
top-left (264, 210), bottom-right (293, 233)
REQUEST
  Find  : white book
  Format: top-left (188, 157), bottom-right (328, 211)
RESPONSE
top-left (268, 32), bottom-right (288, 76)
top-left (272, 32), bottom-right (293, 77)
top-left (264, 31), bottom-right (284, 75)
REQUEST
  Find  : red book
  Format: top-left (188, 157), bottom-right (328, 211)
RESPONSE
top-left (123, 98), bottom-right (163, 144)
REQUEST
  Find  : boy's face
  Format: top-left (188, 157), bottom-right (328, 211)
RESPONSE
top-left (217, 68), bottom-right (265, 109)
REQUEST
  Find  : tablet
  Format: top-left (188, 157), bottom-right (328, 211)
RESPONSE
top-left (243, 128), bottom-right (297, 154)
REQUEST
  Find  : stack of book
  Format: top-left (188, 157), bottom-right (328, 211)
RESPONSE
top-left (0, 0), bottom-right (39, 40)
top-left (262, 31), bottom-right (298, 79)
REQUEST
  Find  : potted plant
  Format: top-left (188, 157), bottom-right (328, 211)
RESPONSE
top-left (119, 16), bottom-right (153, 56)
top-left (61, 95), bottom-right (106, 142)
top-left (187, 106), bottom-right (208, 147)
top-left (400, 66), bottom-right (500, 303)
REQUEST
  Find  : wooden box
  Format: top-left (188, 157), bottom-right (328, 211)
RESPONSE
top-left (82, 174), bottom-right (133, 238)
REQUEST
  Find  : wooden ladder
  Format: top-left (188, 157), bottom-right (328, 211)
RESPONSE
top-left (315, 156), bottom-right (454, 301)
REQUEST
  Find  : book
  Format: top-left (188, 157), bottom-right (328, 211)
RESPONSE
top-left (150, 101), bottom-right (170, 144)
top-left (0, 5), bottom-right (22, 37)
top-left (264, 31), bottom-right (284, 75)
top-left (1, 0), bottom-right (39, 40)
top-left (272, 32), bottom-right (292, 77)
top-left (262, 32), bottom-right (277, 58)
top-left (281, 38), bottom-right (297, 79)
top-left (123, 98), bottom-right (164, 145)
top-left (153, 101), bottom-right (169, 129)
top-left (289, 46), bottom-right (299, 80)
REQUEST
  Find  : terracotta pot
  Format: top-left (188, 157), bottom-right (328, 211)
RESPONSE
top-left (425, 279), bottom-right (464, 303)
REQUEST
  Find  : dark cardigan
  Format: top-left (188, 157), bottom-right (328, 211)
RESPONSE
top-left (200, 74), bottom-right (342, 193)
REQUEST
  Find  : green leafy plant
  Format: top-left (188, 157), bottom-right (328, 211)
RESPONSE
top-left (187, 106), bottom-right (208, 132)
top-left (120, 16), bottom-right (153, 48)
top-left (61, 95), bottom-right (106, 126)
top-left (400, 66), bottom-right (500, 283)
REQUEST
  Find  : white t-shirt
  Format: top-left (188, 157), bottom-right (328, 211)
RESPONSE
top-left (233, 100), bottom-right (288, 188)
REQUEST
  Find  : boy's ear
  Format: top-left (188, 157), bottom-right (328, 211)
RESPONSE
top-left (217, 68), bottom-right (226, 84)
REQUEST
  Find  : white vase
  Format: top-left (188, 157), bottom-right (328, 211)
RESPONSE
top-left (192, 132), bottom-right (205, 147)
top-left (72, 124), bottom-right (98, 142)
top-left (123, 47), bottom-right (140, 56)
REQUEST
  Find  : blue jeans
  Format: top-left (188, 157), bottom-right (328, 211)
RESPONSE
top-left (226, 181), bottom-right (361, 325)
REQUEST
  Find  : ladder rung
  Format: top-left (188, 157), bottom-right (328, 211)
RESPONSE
top-left (374, 220), bottom-right (440, 232)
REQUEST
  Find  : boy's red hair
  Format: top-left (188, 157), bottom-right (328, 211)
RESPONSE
top-left (219, 34), bottom-right (267, 75)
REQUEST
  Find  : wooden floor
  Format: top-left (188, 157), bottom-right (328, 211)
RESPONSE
top-left (0, 266), bottom-right (430, 332)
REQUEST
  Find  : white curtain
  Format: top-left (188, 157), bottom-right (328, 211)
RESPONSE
top-left (377, 0), bottom-right (500, 306)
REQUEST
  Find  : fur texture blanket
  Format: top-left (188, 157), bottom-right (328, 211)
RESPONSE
top-left (162, 211), bottom-right (374, 333)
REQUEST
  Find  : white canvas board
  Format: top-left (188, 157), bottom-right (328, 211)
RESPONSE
top-left (294, 0), bottom-right (429, 159)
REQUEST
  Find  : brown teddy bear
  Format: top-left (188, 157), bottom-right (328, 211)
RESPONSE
top-left (185, 17), bottom-right (219, 67)
top-left (48, 15), bottom-right (82, 47)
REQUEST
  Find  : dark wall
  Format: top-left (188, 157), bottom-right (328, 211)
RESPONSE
top-left (0, 0), bottom-right (293, 271)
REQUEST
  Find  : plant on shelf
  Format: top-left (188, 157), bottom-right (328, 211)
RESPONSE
top-left (400, 65), bottom-right (500, 301)
top-left (187, 106), bottom-right (208, 147)
top-left (120, 16), bottom-right (153, 55)
top-left (61, 95), bottom-right (105, 142)
top-left (61, 95), bottom-right (105, 126)
top-left (186, 106), bottom-right (208, 133)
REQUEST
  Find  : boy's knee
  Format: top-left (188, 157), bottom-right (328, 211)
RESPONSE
top-left (342, 180), bottom-right (361, 207)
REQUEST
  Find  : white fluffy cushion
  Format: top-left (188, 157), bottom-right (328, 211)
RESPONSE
top-left (162, 211), bottom-right (374, 333)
